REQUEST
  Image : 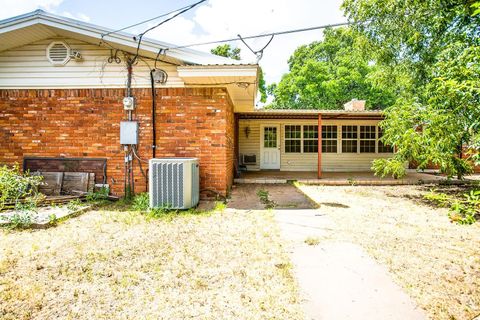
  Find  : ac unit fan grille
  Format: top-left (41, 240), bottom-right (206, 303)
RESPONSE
top-left (151, 162), bottom-right (184, 208)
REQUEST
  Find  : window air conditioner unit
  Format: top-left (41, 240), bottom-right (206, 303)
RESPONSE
top-left (242, 154), bottom-right (257, 165)
top-left (149, 158), bottom-right (199, 209)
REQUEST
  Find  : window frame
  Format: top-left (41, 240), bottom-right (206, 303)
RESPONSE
top-left (284, 125), bottom-right (302, 153)
top-left (341, 125), bottom-right (358, 153)
top-left (280, 123), bottom-right (393, 155)
top-left (321, 125), bottom-right (338, 153)
top-left (359, 125), bottom-right (377, 153)
top-left (303, 125), bottom-right (319, 153)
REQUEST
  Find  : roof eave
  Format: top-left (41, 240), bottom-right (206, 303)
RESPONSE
top-left (0, 9), bottom-right (243, 65)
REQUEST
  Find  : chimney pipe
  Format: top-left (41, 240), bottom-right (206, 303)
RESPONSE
top-left (344, 99), bottom-right (366, 111)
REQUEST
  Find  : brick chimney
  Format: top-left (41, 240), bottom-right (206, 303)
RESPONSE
top-left (344, 99), bottom-right (366, 111)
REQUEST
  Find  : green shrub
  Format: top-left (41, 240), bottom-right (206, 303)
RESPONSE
top-left (67, 199), bottom-right (83, 211)
top-left (132, 193), bottom-right (150, 211)
top-left (85, 187), bottom-right (109, 202)
top-left (424, 191), bottom-right (451, 207)
top-left (0, 165), bottom-right (43, 210)
top-left (371, 158), bottom-right (406, 179)
top-left (448, 190), bottom-right (480, 225)
top-left (7, 212), bottom-right (32, 229)
top-left (424, 189), bottom-right (479, 224)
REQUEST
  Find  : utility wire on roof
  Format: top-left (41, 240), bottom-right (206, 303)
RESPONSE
top-left (100, 3), bottom-right (199, 38)
top-left (132, 0), bottom-right (207, 62)
top-left (164, 21), bottom-right (353, 51)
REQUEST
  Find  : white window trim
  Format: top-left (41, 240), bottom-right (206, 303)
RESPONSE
top-left (281, 124), bottom-right (390, 155)
top-left (284, 124), bottom-right (302, 153)
top-left (303, 125), bottom-right (319, 153)
top-left (321, 125), bottom-right (338, 154)
top-left (359, 125), bottom-right (377, 153)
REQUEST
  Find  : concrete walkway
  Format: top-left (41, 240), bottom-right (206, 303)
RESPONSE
top-left (275, 209), bottom-right (427, 320)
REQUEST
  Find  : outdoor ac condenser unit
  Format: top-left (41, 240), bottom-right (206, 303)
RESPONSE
top-left (149, 158), bottom-right (199, 209)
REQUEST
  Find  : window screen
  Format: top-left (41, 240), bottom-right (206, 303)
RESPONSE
top-left (303, 125), bottom-right (318, 153)
top-left (263, 127), bottom-right (277, 148)
top-left (342, 125), bottom-right (358, 153)
top-left (321, 125), bottom-right (337, 153)
top-left (360, 126), bottom-right (376, 153)
top-left (285, 125), bottom-right (301, 153)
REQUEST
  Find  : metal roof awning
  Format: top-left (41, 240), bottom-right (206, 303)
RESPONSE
top-left (237, 109), bottom-right (384, 120)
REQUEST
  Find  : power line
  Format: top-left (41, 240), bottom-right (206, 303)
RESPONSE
top-left (137, 0), bottom-right (207, 39)
top-left (100, 2), bottom-right (203, 38)
top-left (165, 20), bottom-right (353, 51)
top-left (133, 0), bottom-right (207, 62)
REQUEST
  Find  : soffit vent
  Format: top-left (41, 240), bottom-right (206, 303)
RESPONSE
top-left (46, 41), bottom-right (70, 66)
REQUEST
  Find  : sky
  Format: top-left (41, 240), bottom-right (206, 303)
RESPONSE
top-left (0, 0), bottom-right (346, 84)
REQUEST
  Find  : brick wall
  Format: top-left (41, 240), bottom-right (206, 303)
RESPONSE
top-left (0, 87), bottom-right (235, 197)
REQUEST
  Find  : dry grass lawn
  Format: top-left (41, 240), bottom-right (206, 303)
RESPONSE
top-left (297, 184), bottom-right (480, 320)
top-left (0, 206), bottom-right (303, 319)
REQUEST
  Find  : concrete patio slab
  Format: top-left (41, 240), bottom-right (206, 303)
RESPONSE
top-left (275, 208), bottom-right (426, 320)
top-left (227, 184), bottom-right (317, 210)
top-left (235, 170), bottom-right (467, 186)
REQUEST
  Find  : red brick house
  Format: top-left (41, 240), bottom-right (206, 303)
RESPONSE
top-left (0, 11), bottom-right (400, 198)
top-left (0, 10), bottom-right (258, 197)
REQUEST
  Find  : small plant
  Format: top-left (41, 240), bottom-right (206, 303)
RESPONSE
top-left (213, 201), bottom-right (227, 212)
top-left (424, 190), bottom-right (451, 207)
top-left (304, 236), bottom-right (321, 246)
top-left (48, 213), bottom-right (58, 226)
top-left (424, 189), bottom-right (479, 224)
top-left (0, 164), bottom-right (43, 210)
top-left (147, 205), bottom-right (178, 219)
top-left (85, 187), bottom-right (109, 202)
top-left (371, 158), bottom-right (406, 179)
top-left (448, 190), bottom-right (480, 225)
top-left (14, 197), bottom-right (38, 213)
top-left (7, 212), bottom-right (32, 229)
top-left (347, 177), bottom-right (357, 186)
top-left (67, 199), bottom-right (83, 211)
top-left (132, 193), bottom-right (149, 211)
top-left (257, 188), bottom-right (275, 209)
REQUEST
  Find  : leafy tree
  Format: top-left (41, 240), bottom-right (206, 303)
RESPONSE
top-left (343, 0), bottom-right (480, 178)
top-left (210, 44), bottom-right (267, 103)
top-left (268, 27), bottom-right (395, 110)
top-left (210, 44), bottom-right (241, 61)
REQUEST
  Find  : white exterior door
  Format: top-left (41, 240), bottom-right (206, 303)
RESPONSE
top-left (260, 125), bottom-right (280, 169)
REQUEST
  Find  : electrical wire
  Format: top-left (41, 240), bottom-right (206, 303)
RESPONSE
top-left (100, 38), bottom-right (179, 66)
top-left (132, 146), bottom-right (149, 180)
top-left (238, 33), bottom-right (274, 62)
top-left (164, 21), bottom-right (353, 51)
top-left (133, 0), bottom-right (207, 62)
top-left (100, 2), bottom-right (201, 38)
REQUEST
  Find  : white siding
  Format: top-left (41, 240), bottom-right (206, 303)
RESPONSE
top-left (238, 119), bottom-right (394, 172)
top-left (0, 38), bottom-right (183, 88)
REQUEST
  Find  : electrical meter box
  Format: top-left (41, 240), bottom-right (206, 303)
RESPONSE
top-left (123, 97), bottom-right (135, 110)
top-left (120, 121), bottom-right (138, 145)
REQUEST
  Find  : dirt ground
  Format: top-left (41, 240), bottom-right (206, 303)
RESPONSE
top-left (297, 184), bottom-right (480, 320)
top-left (0, 207), bottom-right (303, 320)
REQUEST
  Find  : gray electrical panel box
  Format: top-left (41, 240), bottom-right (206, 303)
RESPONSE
top-left (120, 121), bottom-right (138, 145)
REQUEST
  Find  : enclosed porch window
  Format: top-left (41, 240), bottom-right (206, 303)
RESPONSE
top-left (285, 125), bottom-right (301, 153)
top-left (322, 125), bottom-right (337, 153)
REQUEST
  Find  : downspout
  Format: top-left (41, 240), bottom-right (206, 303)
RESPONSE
top-left (150, 70), bottom-right (157, 158)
